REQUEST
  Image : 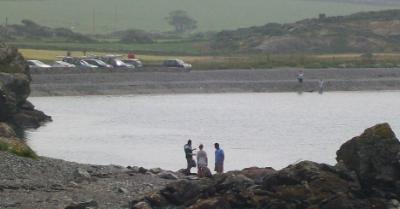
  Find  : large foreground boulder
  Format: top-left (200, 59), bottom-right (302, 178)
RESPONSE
top-left (337, 123), bottom-right (400, 193)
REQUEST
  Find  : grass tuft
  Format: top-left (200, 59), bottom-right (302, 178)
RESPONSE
top-left (0, 138), bottom-right (38, 159)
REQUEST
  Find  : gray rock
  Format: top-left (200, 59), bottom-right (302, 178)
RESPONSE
top-left (158, 171), bottom-right (178, 180)
top-left (74, 168), bottom-right (91, 182)
top-left (388, 199), bottom-right (400, 209)
top-left (132, 201), bottom-right (152, 209)
top-left (117, 187), bottom-right (129, 194)
top-left (0, 122), bottom-right (16, 137)
top-left (149, 168), bottom-right (163, 174)
top-left (65, 200), bottom-right (98, 209)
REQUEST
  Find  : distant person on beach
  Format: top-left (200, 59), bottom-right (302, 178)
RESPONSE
top-left (197, 144), bottom-right (211, 177)
top-left (318, 79), bottom-right (324, 94)
top-left (297, 71), bottom-right (304, 83)
top-left (214, 143), bottom-right (225, 174)
top-left (184, 140), bottom-right (196, 174)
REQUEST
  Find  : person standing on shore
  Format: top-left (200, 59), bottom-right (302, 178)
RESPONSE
top-left (297, 70), bottom-right (304, 83)
top-left (184, 140), bottom-right (196, 175)
top-left (197, 144), bottom-right (210, 177)
top-left (214, 143), bottom-right (225, 174)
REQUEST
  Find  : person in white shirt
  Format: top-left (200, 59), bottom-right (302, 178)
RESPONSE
top-left (197, 144), bottom-right (209, 177)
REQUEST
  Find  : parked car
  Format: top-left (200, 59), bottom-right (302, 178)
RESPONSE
top-left (102, 57), bottom-right (135, 69)
top-left (163, 59), bottom-right (192, 71)
top-left (122, 59), bottom-right (143, 68)
top-left (62, 57), bottom-right (98, 68)
top-left (83, 59), bottom-right (113, 68)
top-left (27, 60), bottom-right (51, 69)
top-left (52, 61), bottom-right (76, 68)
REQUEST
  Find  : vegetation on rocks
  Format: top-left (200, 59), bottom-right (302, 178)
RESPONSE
top-left (0, 122), bottom-right (37, 158)
top-left (0, 138), bottom-right (37, 159)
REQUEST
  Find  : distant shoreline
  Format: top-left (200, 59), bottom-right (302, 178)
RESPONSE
top-left (30, 68), bottom-right (400, 96)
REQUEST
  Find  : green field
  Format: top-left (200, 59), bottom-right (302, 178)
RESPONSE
top-left (0, 0), bottom-right (397, 33)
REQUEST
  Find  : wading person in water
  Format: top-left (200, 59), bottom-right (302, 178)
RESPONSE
top-left (184, 140), bottom-right (196, 175)
top-left (318, 79), bottom-right (324, 94)
top-left (214, 143), bottom-right (225, 174)
top-left (197, 144), bottom-right (210, 177)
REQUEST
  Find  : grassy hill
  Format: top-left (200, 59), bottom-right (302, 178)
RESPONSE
top-left (212, 9), bottom-right (400, 53)
top-left (0, 0), bottom-right (397, 34)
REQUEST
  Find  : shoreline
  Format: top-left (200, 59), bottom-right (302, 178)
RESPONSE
top-left (30, 68), bottom-right (400, 96)
top-left (2, 123), bottom-right (400, 208)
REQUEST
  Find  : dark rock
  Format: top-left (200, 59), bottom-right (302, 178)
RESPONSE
top-left (64, 200), bottom-right (98, 209)
top-left (74, 168), bottom-right (91, 182)
top-left (188, 197), bottom-right (230, 209)
top-left (149, 168), bottom-right (163, 174)
top-left (131, 201), bottom-right (152, 209)
top-left (117, 187), bottom-right (129, 194)
top-left (160, 180), bottom-right (201, 205)
top-left (12, 109), bottom-right (52, 129)
top-left (138, 167), bottom-right (148, 174)
top-left (337, 123), bottom-right (400, 192)
top-left (158, 171), bottom-right (179, 180)
top-left (214, 172), bottom-right (254, 193)
top-left (145, 192), bottom-right (168, 208)
top-left (20, 100), bottom-right (34, 110)
top-left (241, 167), bottom-right (276, 184)
top-left (261, 161), bottom-right (364, 208)
top-left (0, 43), bottom-right (50, 129)
top-left (0, 42), bottom-right (29, 76)
top-left (0, 122), bottom-right (16, 137)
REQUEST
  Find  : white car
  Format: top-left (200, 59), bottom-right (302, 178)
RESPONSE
top-left (52, 61), bottom-right (76, 68)
top-left (122, 59), bottom-right (143, 68)
top-left (27, 60), bottom-right (51, 69)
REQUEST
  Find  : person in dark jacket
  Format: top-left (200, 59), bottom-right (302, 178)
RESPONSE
top-left (184, 139), bottom-right (196, 174)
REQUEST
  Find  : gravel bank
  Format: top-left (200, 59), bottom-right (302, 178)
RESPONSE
top-left (0, 151), bottom-right (182, 209)
top-left (30, 68), bottom-right (400, 96)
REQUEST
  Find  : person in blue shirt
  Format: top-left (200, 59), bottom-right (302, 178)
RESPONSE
top-left (214, 143), bottom-right (225, 174)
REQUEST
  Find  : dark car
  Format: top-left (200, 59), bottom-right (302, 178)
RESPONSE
top-left (163, 59), bottom-right (192, 72)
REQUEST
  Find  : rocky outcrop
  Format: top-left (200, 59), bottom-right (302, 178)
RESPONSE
top-left (131, 123), bottom-right (400, 209)
top-left (0, 42), bottom-right (50, 130)
top-left (337, 123), bottom-right (400, 195)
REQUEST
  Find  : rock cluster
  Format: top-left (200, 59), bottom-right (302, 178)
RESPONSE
top-left (0, 43), bottom-right (50, 130)
top-left (132, 123), bottom-right (400, 209)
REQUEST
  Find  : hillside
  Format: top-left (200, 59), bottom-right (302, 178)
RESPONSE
top-left (0, 0), bottom-right (397, 33)
top-left (317, 0), bottom-right (400, 5)
top-left (212, 9), bottom-right (400, 53)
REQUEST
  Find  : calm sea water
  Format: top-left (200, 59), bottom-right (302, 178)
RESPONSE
top-left (27, 92), bottom-right (400, 171)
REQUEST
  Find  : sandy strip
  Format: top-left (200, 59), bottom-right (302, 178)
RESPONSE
top-left (30, 68), bottom-right (400, 96)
